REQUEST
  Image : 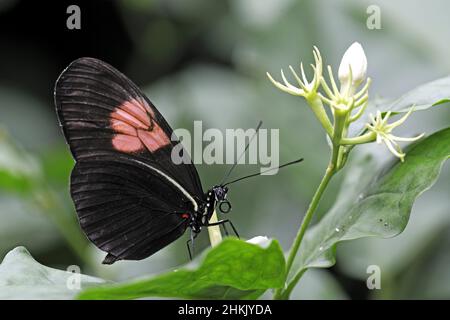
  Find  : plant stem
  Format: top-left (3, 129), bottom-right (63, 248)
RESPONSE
top-left (207, 209), bottom-right (222, 246)
top-left (341, 131), bottom-right (376, 145)
top-left (278, 269), bottom-right (307, 299)
top-left (274, 148), bottom-right (337, 300)
top-left (308, 94), bottom-right (334, 137)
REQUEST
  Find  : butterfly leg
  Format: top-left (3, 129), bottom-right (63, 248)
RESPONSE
top-left (207, 219), bottom-right (239, 239)
top-left (221, 222), bottom-right (229, 236)
top-left (226, 220), bottom-right (239, 238)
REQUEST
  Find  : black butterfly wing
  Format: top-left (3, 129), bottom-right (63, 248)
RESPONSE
top-left (54, 58), bottom-right (203, 263)
top-left (55, 57), bottom-right (203, 197)
top-left (72, 154), bottom-right (192, 264)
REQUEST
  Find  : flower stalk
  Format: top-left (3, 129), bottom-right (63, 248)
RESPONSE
top-left (273, 154), bottom-right (337, 299)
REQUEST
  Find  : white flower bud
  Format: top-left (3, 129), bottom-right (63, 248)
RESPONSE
top-left (338, 42), bottom-right (367, 88)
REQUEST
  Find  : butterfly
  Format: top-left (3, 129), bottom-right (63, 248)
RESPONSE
top-left (55, 57), bottom-right (302, 264)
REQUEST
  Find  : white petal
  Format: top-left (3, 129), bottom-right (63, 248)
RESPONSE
top-left (267, 72), bottom-right (303, 96)
top-left (338, 42), bottom-right (367, 87)
top-left (383, 137), bottom-right (405, 160)
top-left (387, 107), bottom-right (414, 130)
top-left (389, 133), bottom-right (425, 142)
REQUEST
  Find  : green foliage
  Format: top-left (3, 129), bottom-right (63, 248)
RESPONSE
top-left (289, 128), bottom-right (450, 282)
top-left (0, 132), bottom-right (91, 265)
top-left (78, 238), bottom-right (285, 300)
top-left (0, 130), bottom-right (40, 194)
top-left (41, 147), bottom-right (74, 186)
top-left (389, 76), bottom-right (450, 112)
top-left (0, 247), bottom-right (106, 299)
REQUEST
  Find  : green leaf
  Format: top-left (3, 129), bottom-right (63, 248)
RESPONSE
top-left (350, 76), bottom-right (450, 136)
top-left (0, 247), bottom-right (107, 299)
top-left (78, 238), bottom-right (285, 300)
top-left (387, 76), bottom-right (450, 112)
top-left (0, 130), bottom-right (41, 194)
top-left (338, 173), bottom-right (450, 281)
top-left (289, 127), bottom-right (450, 282)
top-left (40, 147), bottom-right (74, 186)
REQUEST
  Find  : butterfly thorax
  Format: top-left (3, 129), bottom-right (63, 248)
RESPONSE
top-left (189, 185), bottom-right (230, 233)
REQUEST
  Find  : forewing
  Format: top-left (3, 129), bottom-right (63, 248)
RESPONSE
top-left (55, 57), bottom-right (203, 198)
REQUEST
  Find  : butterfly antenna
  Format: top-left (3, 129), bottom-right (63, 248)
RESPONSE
top-left (223, 158), bottom-right (303, 186)
top-left (219, 121), bottom-right (263, 185)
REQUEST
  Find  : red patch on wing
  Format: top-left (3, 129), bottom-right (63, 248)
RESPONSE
top-left (181, 213), bottom-right (190, 219)
top-left (110, 99), bottom-right (170, 153)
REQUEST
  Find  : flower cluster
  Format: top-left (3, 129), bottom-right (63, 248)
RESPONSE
top-left (267, 42), bottom-right (424, 163)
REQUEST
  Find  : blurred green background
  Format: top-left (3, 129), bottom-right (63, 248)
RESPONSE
top-left (0, 0), bottom-right (449, 299)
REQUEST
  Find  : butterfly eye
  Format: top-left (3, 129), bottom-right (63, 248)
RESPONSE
top-left (219, 200), bottom-right (232, 214)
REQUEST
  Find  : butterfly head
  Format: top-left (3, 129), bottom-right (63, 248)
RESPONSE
top-left (213, 185), bottom-right (228, 201)
top-left (212, 185), bottom-right (231, 214)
